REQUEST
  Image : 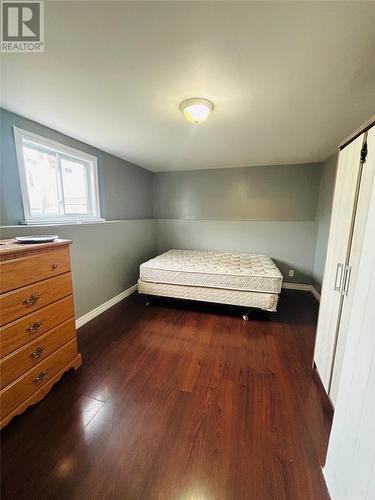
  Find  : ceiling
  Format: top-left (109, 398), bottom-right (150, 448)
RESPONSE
top-left (1, 1), bottom-right (374, 172)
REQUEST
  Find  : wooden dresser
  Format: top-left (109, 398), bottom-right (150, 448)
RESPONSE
top-left (0, 239), bottom-right (82, 429)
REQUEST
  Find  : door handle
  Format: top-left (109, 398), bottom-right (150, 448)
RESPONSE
top-left (334, 263), bottom-right (344, 292)
top-left (342, 265), bottom-right (352, 296)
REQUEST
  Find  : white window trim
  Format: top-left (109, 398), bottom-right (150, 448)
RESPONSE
top-left (14, 127), bottom-right (105, 225)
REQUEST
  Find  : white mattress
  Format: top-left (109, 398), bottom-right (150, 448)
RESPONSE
top-left (140, 249), bottom-right (283, 293)
top-left (138, 280), bottom-right (279, 311)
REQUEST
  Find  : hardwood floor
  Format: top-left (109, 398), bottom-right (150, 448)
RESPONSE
top-left (1, 290), bottom-right (332, 500)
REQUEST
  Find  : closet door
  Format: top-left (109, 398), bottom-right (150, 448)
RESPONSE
top-left (330, 125), bottom-right (375, 404)
top-left (323, 162), bottom-right (375, 500)
top-left (314, 133), bottom-right (364, 393)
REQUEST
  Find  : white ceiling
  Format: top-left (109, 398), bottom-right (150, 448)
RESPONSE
top-left (1, 1), bottom-right (374, 172)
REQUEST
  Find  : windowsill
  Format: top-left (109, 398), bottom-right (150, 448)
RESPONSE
top-left (19, 218), bottom-right (106, 226)
top-left (0, 219), bottom-right (154, 229)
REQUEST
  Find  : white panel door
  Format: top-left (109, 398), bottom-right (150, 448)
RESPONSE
top-left (313, 133), bottom-right (364, 393)
top-left (330, 125), bottom-right (375, 404)
top-left (324, 162), bottom-right (375, 500)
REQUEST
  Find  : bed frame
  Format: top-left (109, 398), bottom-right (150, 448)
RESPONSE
top-left (138, 279), bottom-right (280, 320)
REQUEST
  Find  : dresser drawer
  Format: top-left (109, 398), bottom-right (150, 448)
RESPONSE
top-left (0, 318), bottom-right (76, 390)
top-left (0, 273), bottom-right (73, 326)
top-left (0, 247), bottom-right (71, 293)
top-left (0, 338), bottom-right (78, 420)
top-left (0, 295), bottom-right (74, 358)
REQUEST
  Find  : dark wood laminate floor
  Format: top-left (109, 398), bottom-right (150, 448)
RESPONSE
top-left (1, 290), bottom-right (332, 500)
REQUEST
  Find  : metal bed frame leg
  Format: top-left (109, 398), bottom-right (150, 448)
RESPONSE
top-left (243, 309), bottom-right (251, 321)
top-left (145, 296), bottom-right (152, 307)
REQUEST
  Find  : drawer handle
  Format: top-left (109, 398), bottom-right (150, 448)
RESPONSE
top-left (26, 321), bottom-right (43, 334)
top-left (31, 345), bottom-right (45, 359)
top-left (33, 370), bottom-right (48, 383)
top-left (23, 294), bottom-right (40, 306)
top-left (52, 263), bottom-right (58, 270)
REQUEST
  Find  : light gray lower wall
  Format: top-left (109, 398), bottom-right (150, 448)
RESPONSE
top-left (312, 153), bottom-right (338, 292)
top-left (156, 219), bottom-right (318, 284)
top-left (0, 221), bottom-right (157, 318)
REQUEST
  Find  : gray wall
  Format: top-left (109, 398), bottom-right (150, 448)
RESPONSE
top-left (154, 164), bottom-right (321, 220)
top-left (0, 109), bottom-right (154, 225)
top-left (0, 222), bottom-right (156, 318)
top-left (157, 219), bottom-right (318, 284)
top-left (1, 108), bottom-right (335, 315)
top-left (312, 153), bottom-right (338, 292)
top-left (0, 109), bottom-right (157, 319)
top-left (153, 163), bottom-right (322, 284)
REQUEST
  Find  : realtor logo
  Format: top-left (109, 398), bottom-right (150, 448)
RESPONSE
top-left (1, 1), bottom-right (44, 52)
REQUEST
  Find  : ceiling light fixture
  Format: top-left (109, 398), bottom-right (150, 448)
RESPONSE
top-left (180, 98), bottom-right (214, 124)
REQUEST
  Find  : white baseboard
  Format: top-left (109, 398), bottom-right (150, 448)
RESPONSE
top-left (76, 284), bottom-right (138, 329)
top-left (309, 286), bottom-right (321, 302)
top-left (282, 282), bottom-right (320, 301)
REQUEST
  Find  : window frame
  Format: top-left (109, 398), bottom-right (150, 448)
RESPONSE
top-left (14, 127), bottom-right (104, 225)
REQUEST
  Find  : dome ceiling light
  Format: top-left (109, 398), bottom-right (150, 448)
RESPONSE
top-left (180, 98), bottom-right (214, 124)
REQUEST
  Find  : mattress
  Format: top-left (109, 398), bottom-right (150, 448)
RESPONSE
top-left (138, 280), bottom-right (279, 311)
top-left (140, 249), bottom-right (283, 293)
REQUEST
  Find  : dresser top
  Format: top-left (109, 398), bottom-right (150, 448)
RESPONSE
top-left (0, 239), bottom-right (72, 257)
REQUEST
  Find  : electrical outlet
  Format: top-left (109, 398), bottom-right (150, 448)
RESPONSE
top-left (288, 269), bottom-right (295, 277)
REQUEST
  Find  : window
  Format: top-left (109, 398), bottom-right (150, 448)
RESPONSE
top-left (14, 127), bottom-right (104, 224)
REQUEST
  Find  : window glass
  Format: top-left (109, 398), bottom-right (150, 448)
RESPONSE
top-left (23, 145), bottom-right (60, 216)
top-left (61, 156), bottom-right (89, 214)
